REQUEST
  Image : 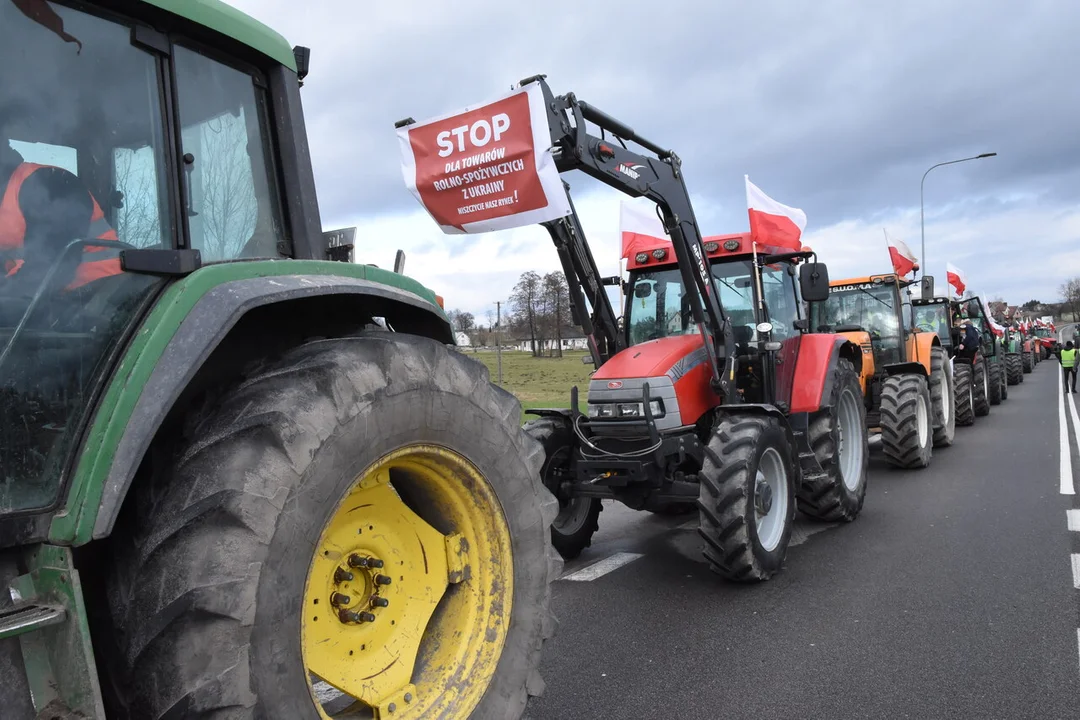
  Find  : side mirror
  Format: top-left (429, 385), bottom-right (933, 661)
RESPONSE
top-left (799, 262), bottom-right (830, 302)
top-left (393, 249), bottom-right (406, 274)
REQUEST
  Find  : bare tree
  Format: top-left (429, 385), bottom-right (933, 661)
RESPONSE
top-left (1060, 278), bottom-right (1080, 322)
top-left (510, 271), bottom-right (543, 356)
top-left (192, 113), bottom-right (259, 260)
top-left (541, 272), bottom-right (570, 357)
top-left (113, 148), bottom-right (162, 247)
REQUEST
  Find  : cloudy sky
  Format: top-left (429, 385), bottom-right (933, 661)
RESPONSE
top-left (229, 0), bottom-right (1080, 322)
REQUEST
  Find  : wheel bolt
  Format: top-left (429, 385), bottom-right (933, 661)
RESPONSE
top-left (331, 593), bottom-right (351, 606)
top-left (338, 609), bottom-right (377, 624)
top-left (334, 568), bottom-right (354, 583)
top-left (370, 557), bottom-right (384, 568)
top-left (375, 574), bottom-right (392, 586)
top-left (348, 554), bottom-right (369, 568)
top-left (371, 596), bottom-right (389, 608)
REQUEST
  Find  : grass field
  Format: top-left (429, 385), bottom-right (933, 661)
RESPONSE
top-left (467, 350), bottom-right (594, 422)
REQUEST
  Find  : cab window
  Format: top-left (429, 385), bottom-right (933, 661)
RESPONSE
top-left (173, 44), bottom-right (286, 261)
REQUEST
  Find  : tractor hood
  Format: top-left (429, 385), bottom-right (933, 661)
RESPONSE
top-left (593, 334), bottom-right (712, 381)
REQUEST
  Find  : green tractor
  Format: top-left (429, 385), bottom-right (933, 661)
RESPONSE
top-left (0, 2), bottom-right (558, 718)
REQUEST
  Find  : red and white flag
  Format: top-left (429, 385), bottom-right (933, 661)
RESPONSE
top-left (946, 262), bottom-right (967, 295)
top-left (620, 199), bottom-right (670, 259)
top-left (745, 175), bottom-right (806, 251)
top-left (885, 234), bottom-right (919, 277)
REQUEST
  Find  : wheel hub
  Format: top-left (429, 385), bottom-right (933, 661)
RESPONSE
top-left (755, 478), bottom-right (774, 516)
top-left (301, 445), bottom-right (514, 720)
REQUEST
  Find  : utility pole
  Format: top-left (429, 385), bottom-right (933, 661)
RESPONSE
top-left (494, 301), bottom-right (503, 386)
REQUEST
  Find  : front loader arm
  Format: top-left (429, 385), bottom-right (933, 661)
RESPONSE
top-left (542, 184), bottom-right (623, 367)
top-left (520, 75), bottom-right (737, 402)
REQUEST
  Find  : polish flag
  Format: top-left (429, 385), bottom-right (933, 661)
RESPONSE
top-left (886, 235), bottom-right (919, 277)
top-left (978, 296), bottom-right (1005, 337)
top-left (745, 175), bottom-right (806, 251)
top-left (620, 199), bottom-right (670, 259)
top-left (946, 262), bottom-right (967, 295)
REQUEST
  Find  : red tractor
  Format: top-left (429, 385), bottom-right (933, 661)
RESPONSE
top-left (499, 77), bottom-right (870, 582)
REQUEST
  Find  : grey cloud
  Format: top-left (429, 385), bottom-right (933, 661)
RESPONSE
top-left (229, 0), bottom-right (1080, 301)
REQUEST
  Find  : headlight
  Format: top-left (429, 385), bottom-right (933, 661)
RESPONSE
top-left (587, 400), bottom-right (666, 419)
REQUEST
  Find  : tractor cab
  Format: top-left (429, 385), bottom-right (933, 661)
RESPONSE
top-left (616, 233), bottom-right (810, 414)
top-left (911, 297), bottom-right (954, 354)
top-left (0, 0), bottom-right (297, 516)
top-left (813, 274), bottom-right (914, 371)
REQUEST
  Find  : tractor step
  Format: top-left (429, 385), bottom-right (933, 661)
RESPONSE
top-left (0, 602), bottom-right (66, 641)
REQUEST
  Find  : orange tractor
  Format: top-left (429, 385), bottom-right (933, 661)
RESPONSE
top-left (810, 273), bottom-right (954, 469)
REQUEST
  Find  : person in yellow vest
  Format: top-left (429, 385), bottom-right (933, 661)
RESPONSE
top-left (1061, 341), bottom-right (1078, 394)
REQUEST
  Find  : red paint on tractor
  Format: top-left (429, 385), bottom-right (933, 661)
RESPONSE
top-left (789, 335), bottom-right (841, 413)
top-left (672, 359), bottom-right (721, 425)
top-left (593, 334), bottom-right (710, 380)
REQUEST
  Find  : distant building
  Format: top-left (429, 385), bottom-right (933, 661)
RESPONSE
top-left (514, 326), bottom-right (590, 353)
top-left (454, 331), bottom-right (471, 347)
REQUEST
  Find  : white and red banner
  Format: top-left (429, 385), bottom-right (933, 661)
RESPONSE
top-left (885, 234), bottom-right (919, 277)
top-left (946, 262), bottom-right (967, 295)
top-left (745, 175), bottom-right (806, 251)
top-left (397, 82), bottom-right (571, 234)
top-left (620, 199), bottom-right (671, 259)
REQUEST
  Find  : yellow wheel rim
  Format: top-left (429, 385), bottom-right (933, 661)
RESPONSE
top-left (302, 444), bottom-right (514, 719)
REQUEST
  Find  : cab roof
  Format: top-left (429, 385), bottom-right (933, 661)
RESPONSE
top-left (626, 232), bottom-right (814, 272)
top-left (143, 0), bottom-right (296, 70)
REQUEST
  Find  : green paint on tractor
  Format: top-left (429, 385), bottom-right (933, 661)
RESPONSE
top-left (140, 0), bottom-right (297, 69)
top-left (48, 260), bottom-right (446, 545)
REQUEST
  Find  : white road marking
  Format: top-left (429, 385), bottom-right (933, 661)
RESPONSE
top-left (1076, 629), bottom-right (1080, 676)
top-left (1068, 509), bottom-right (1080, 532)
top-left (1060, 366), bottom-right (1075, 495)
top-left (1072, 555), bottom-right (1080, 589)
top-left (560, 552), bottom-right (644, 581)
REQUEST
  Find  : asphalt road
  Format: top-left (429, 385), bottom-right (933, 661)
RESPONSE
top-left (524, 357), bottom-right (1080, 720)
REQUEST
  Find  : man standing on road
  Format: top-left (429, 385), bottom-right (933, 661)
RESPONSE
top-left (1061, 341), bottom-right (1077, 394)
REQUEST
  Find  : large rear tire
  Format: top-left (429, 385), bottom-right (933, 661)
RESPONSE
top-left (954, 362), bottom-right (975, 427)
top-left (1022, 351), bottom-right (1033, 373)
top-left (523, 416), bottom-right (602, 560)
top-left (929, 346), bottom-right (956, 448)
top-left (880, 374), bottom-right (933, 469)
top-left (101, 334), bottom-right (559, 720)
top-left (797, 359), bottom-right (869, 522)
top-left (1007, 353), bottom-right (1024, 384)
top-left (973, 359), bottom-right (991, 417)
top-left (988, 360), bottom-right (1004, 405)
top-left (697, 415), bottom-right (797, 582)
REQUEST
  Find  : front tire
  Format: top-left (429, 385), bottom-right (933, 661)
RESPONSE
top-left (1007, 353), bottom-right (1024, 384)
top-left (954, 362), bottom-right (976, 427)
top-left (1022, 351), bottom-right (1033, 373)
top-left (698, 416), bottom-right (796, 582)
top-left (929, 346), bottom-right (956, 448)
top-left (523, 416), bottom-right (603, 560)
top-left (880, 374), bottom-right (933, 469)
top-left (973, 359), bottom-right (991, 417)
top-left (797, 358), bottom-right (869, 521)
top-left (102, 334), bottom-right (559, 720)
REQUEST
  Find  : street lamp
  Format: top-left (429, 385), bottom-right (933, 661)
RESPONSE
top-left (920, 152), bottom-right (997, 275)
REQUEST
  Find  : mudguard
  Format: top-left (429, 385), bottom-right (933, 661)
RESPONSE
top-left (907, 330), bottom-right (938, 373)
top-left (789, 335), bottom-right (859, 414)
top-left (883, 361), bottom-right (929, 377)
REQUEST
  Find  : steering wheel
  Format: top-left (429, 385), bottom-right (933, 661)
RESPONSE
top-left (916, 321), bottom-right (937, 333)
